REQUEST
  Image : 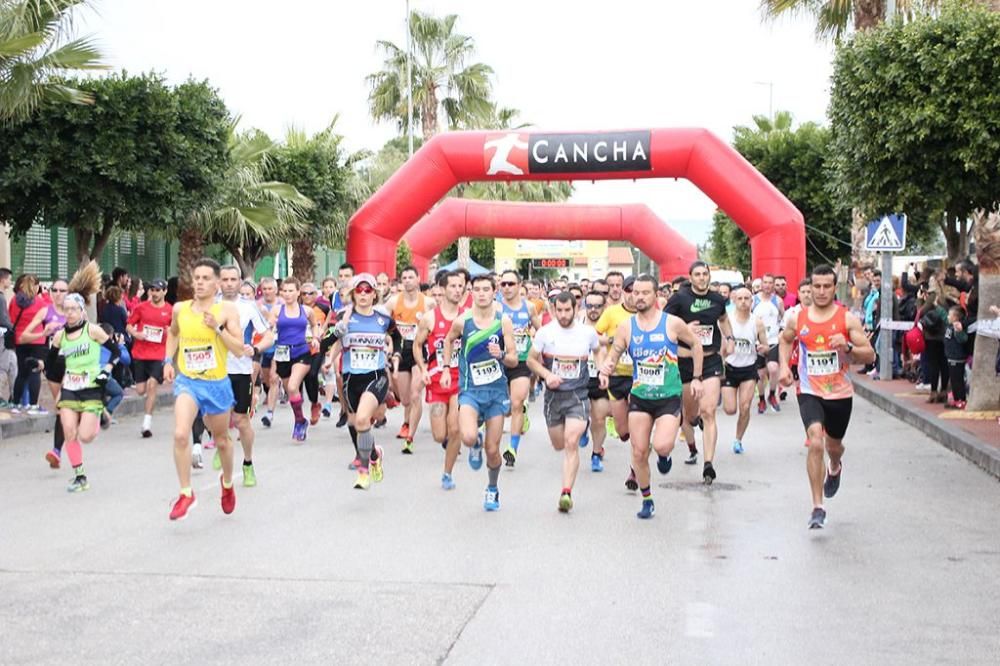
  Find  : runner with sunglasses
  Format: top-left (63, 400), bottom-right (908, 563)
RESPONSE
top-left (497, 270), bottom-right (542, 468)
top-left (441, 274), bottom-right (519, 511)
top-left (127, 278), bottom-right (172, 438)
top-left (324, 273), bottom-right (394, 490)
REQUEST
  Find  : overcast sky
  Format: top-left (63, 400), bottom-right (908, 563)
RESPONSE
top-left (78, 0), bottom-right (834, 245)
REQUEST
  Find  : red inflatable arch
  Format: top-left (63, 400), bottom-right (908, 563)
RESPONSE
top-left (402, 199), bottom-right (697, 280)
top-left (347, 128), bottom-right (805, 280)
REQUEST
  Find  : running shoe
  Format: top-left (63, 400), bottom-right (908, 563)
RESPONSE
top-left (808, 507), bottom-right (827, 529)
top-left (322, 403), bottom-right (332, 418)
top-left (558, 492), bottom-right (573, 513)
top-left (203, 438), bottom-right (216, 450)
top-left (483, 485), bottom-right (500, 511)
top-left (656, 454), bottom-right (673, 475)
top-left (625, 468), bottom-right (638, 491)
top-left (733, 439), bottom-right (744, 454)
top-left (402, 439), bottom-right (414, 455)
top-left (591, 452), bottom-right (604, 473)
top-left (353, 472), bottom-right (371, 490)
top-left (502, 446), bottom-right (517, 468)
top-left (692, 416), bottom-right (704, 431)
top-left (261, 412), bottom-right (273, 428)
top-left (212, 449), bottom-right (221, 471)
top-left (824, 463), bottom-right (842, 499)
top-left (100, 411), bottom-right (110, 430)
top-left (370, 446), bottom-right (384, 483)
top-left (66, 475), bottom-right (89, 493)
top-left (684, 450), bottom-right (698, 465)
top-left (768, 394), bottom-right (781, 412)
top-left (386, 392), bottom-right (399, 409)
top-left (606, 416), bottom-right (619, 440)
top-left (522, 410), bottom-right (531, 434)
top-left (242, 462), bottom-right (257, 488)
top-left (348, 457), bottom-right (360, 471)
top-left (310, 402), bottom-right (321, 426)
top-left (374, 417), bottom-right (388, 428)
top-left (469, 433), bottom-right (484, 471)
top-left (703, 461), bottom-right (716, 485)
top-left (637, 499), bottom-right (655, 520)
top-left (169, 492), bottom-right (197, 521)
top-left (757, 397), bottom-right (767, 415)
top-left (140, 426), bottom-right (152, 438)
top-left (220, 476), bottom-right (236, 515)
top-left (780, 389), bottom-right (788, 401)
top-left (192, 444), bottom-right (204, 469)
top-left (397, 423), bottom-right (410, 440)
top-left (292, 420), bottom-right (308, 442)
top-left (579, 425), bottom-right (590, 448)
top-left (441, 472), bottom-right (455, 490)
top-left (336, 411), bottom-right (348, 428)
top-left (45, 449), bottom-right (60, 469)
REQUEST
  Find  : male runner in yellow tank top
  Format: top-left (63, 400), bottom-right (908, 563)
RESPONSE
top-left (163, 258), bottom-right (247, 521)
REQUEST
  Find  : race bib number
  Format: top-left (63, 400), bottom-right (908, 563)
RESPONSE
top-left (553, 357), bottom-right (581, 380)
top-left (350, 346), bottom-right (379, 371)
top-left (471, 359), bottom-right (502, 386)
top-left (274, 345), bottom-right (291, 362)
top-left (805, 350), bottom-right (840, 376)
top-left (143, 325), bottom-right (164, 344)
top-left (695, 324), bottom-right (715, 347)
top-left (734, 338), bottom-right (753, 356)
top-left (397, 323), bottom-right (417, 342)
top-left (183, 345), bottom-right (217, 373)
top-left (636, 359), bottom-right (665, 385)
top-left (588, 359), bottom-right (598, 378)
top-left (515, 333), bottom-right (530, 354)
top-left (435, 340), bottom-right (461, 369)
top-left (62, 371), bottom-right (89, 391)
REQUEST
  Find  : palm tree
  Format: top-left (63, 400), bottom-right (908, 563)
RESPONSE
top-left (177, 124), bottom-right (312, 296)
top-left (0, 0), bottom-right (105, 124)
top-left (967, 209), bottom-right (999, 411)
top-left (367, 10), bottom-right (493, 141)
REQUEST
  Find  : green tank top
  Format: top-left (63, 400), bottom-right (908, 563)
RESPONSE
top-left (60, 324), bottom-right (102, 391)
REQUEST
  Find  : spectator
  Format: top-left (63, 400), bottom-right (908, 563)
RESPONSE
top-left (919, 290), bottom-right (949, 403)
top-left (943, 306), bottom-right (969, 410)
top-left (9, 273), bottom-right (48, 412)
top-left (0, 267), bottom-right (17, 406)
top-left (98, 323), bottom-right (129, 427)
top-left (165, 276), bottom-right (179, 305)
top-left (101, 286), bottom-right (128, 338)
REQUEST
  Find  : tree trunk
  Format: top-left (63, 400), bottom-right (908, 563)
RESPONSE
top-left (967, 210), bottom-right (999, 411)
top-left (291, 238), bottom-right (315, 282)
top-left (941, 215), bottom-right (964, 264)
top-left (854, 0), bottom-right (886, 31)
top-left (89, 216), bottom-right (117, 265)
top-left (177, 222), bottom-right (204, 301)
top-left (421, 88), bottom-right (438, 141)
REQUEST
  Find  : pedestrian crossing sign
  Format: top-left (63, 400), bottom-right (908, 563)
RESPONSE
top-left (864, 214), bottom-right (906, 252)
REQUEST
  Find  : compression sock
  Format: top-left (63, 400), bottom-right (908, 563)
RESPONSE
top-left (348, 426), bottom-right (359, 455)
top-left (53, 416), bottom-right (64, 453)
top-left (289, 395), bottom-right (304, 423)
top-left (641, 486), bottom-right (652, 500)
top-left (65, 440), bottom-right (82, 468)
top-left (357, 430), bottom-right (374, 471)
top-left (510, 434), bottom-right (521, 452)
top-left (243, 459), bottom-right (252, 467)
top-left (488, 463), bottom-right (501, 487)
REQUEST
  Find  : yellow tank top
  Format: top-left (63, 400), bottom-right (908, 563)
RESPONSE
top-left (177, 301), bottom-right (228, 380)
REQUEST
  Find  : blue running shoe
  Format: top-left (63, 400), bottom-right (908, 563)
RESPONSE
top-left (469, 433), bottom-right (484, 471)
top-left (484, 485), bottom-right (500, 511)
top-left (441, 472), bottom-right (456, 490)
top-left (591, 452), bottom-right (604, 473)
top-left (579, 423), bottom-right (590, 448)
top-left (656, 454), bottom-right (673, 475)
top-left (637, 499), bottom-right (655, 520)
top-left (732, 439), bottom-right (744, 454)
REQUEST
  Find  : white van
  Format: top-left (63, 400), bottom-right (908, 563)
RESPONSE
top-left (710, 269), bottom-right (745, 287)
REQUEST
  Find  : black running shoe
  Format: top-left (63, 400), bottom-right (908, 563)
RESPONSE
top-left (684, 451), bottom-right (698, 465)
top-left (808, 507), bottom-right (827, 529)
top-left (824, 464), bottom-right (842, 499)
top-left (336, 412), bottom-right (348, 428)
top-left (374, 417), bottom-right (387, 429)
top-left (502, 447), bottom-right (516, 467)
top-left (656, 454), bottom-right (673, 476)
top-left (694, 416), bottom-right (704, 431)
top-left (703, 461), bottom-right (716, 485)
top-left (624, 468), bottom-right (638, 491)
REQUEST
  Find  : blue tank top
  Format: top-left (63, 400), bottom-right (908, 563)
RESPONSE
top-left (459, 312), bottom-right (508, 392)
top-left (342, 308), bottom-right (392, 375)
top-left (276, 304), bottom-right (310, 359)
top-left (501, 299), bottom-right (532, 361)
top-left (627, 312), bottom-right (682, 400)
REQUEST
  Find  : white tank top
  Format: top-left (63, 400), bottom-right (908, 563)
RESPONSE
top-left (726, 313), bottom-right (759, 368)
top-left (752, 298), bottom-right (781, 345)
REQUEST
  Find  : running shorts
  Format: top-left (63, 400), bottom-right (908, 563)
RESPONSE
top-left (57, 387), bottom-right (105, 415)
top-left (174, 374), bottom-right (235, 416)
top-left (543, 389), bottom-right (589, 427)
top-left (397, 343), bottom-right (417, 373)
top-left (797, 394), bottom-right (853, 440)
top-left (608, 375), bottom-right (633, 401)
top-left (459, 387), bottom-right (511, 421)
top-left (345, 370), bottom-right (389, 413)
top-left (723, 363), bottom-right (759, 389)
top-left (628, 393), bottom-right (682, 420)
top-left (132, 359), bottom-right (164, 384)
top-left (276, 352), bottom-right (312, 379)
top-left (229, 373), bottom-right (254, 415)
top-left (587, 377), bottom-right (607, 401)
top-left (679, 353), bottom-right (723, 385)
top-left (505, 361), bottom-right (532, 382)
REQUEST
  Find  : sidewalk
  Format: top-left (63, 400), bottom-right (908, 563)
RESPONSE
top-left (854, 373), bottom-right (1000, 479)
top-left (0, 384), bottom-right (176, 442)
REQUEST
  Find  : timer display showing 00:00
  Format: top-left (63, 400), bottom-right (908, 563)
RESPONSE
top-left (532, 258), bottom-right (569, 269)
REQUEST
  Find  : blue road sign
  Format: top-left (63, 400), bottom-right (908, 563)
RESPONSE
top-left (865, 214), bottom-right (906, 252)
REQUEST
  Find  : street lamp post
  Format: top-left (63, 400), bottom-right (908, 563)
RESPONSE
top-left (753, 80), bottom-right (774, 120)
top-left (406, 0), bottom-right (414, 157)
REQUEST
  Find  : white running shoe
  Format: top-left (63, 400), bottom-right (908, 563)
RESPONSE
top-left (192, 443), bottom-right (204, 469)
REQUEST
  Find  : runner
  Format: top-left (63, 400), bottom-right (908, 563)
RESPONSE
top-left (257, 277), bottom-right (281, 427)
top-left (268, 277), bottom-right (322, 442)
top-left (126, 278), bottom-right (172, 438)
top-left (497, 270), bottom-right (541, 468)
top-left (164, 258), bottom-right (246, 521)
top-left (752, 273), bottom-right (785, 414)
top-left (526, 291), bottom-right (601, 513)
top-left (599, 274), bottom-right (703, 519)
top-left (324, 273), bottom-right (393, 490)
top-left (665, 261), bottom-right (734, 483)
top-left (581, 289), bottom-right (610, 472)
top-left (300, 282), bottom-right (328, 425)
top-left (219, 266), bottom-right (273, 485)
top-left (386, 265), bottom-right (435, 453)
top-left (413, 270), bottom-right (466, 489)
top-left (605, 271), bottom-right (625, 308)
top-left (331, 264), bottom-right (356, 427)
top-left (722, 286), bottom-right (769, 454)
top-left (778, 264), bottom-right (874, 529)
top-left (595, 275), bottom-right (639, 489)
top-left (440, 275), bottom-right (518, 511)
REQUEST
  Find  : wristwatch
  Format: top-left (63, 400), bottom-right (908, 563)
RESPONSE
top-left (846, 342), bottom-right (855, 354)
top-left (693, 375), bottom-right (703, 381)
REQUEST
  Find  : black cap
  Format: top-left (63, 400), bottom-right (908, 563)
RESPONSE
top-left (148, 279), bottom-right (167, 290)
top-left (623, 275), bottom-right (636, 290)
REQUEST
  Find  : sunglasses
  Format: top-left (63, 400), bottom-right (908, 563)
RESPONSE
top-left (593, 290), bottom-right (609, 296)
top-left (499, 281), bottom-right (517, 288)
top-left (302, 291), bottom-right (317, 296)
top-left (50, 288), bottom-right (68, 293)
top-left (354, 285), bottom-right (374, 294)
top-left (623, 287), bottom-right (634, 293)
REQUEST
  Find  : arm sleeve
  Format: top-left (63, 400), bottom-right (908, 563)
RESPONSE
top-left (102, 337), bottom-right (121, 365)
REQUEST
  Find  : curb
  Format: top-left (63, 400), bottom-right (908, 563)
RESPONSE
top-left (0, 391), bottom-right (176, 442)
top-left (854, 381), bottom-right (1000, 480)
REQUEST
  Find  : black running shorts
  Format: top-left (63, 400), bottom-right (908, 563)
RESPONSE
top-left (628, 393), bottom-right (682, 420)
top-left (345, 370), bottom-right (389, 413)
top-left (797, 393), bottom-right (853, 440)
top-left (678, 353), bottom-right (723, 384)
top-left (228, 373), bottom-right (254, 415)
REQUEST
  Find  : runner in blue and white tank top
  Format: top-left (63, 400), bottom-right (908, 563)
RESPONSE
top-left (441, 275), bottom-right (519, 512)
top-left (497, 270), bottom-right (541, 468)
top-left (257, 277), bottom-right (282, 427)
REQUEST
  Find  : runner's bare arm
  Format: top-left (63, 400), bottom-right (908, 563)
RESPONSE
top-left (440, 316), bottom-right (463, 368)
top-left (843, 311), bottom-right (876, 364)
top-left (525, 344), bottom-right (547, 380)
top-left (413, 313), bottom-right (431, 373)
top-left (718, 313), bottom-right (735, 356)
top-left (672, 314), bottom-right (703, 378)
top-left (164, 303), bottom-right (181, 361)
top-left (777, 325), bottom-right (796, 384)
top-left (500, 317), bottom-right (519, 368)
top-left (528, 302), bottom-right (542, 330)
top-left (217, 302), bottom-right (247, 356)
top-left (600, 321), bottom-right (630, 375)
top-left (756, 318), bottom-right (769, 355)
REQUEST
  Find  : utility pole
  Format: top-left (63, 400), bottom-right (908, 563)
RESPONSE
top-left (406, 0), bottom-right (414, 157)
top-left (754, 81), bottom-right (774, 120)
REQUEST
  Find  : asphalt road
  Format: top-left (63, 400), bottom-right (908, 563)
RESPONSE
top-left (2, 392), bottom-right (999, 665)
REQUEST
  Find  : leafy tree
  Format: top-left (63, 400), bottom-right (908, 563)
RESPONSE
top-left (0, 72), bottom-right (229, 265)
top-left (0, 0), bottom-right (105, 124)
top-left (828, 1), bottom-right (1000, 262)
top-left (758, 0), bottom-right (951, 41)
top-left (396, 238), bottom-right (413, 270)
